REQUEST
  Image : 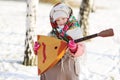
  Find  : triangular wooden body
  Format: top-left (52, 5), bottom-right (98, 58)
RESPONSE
top-left (37, 35), bottom-right (67, 75)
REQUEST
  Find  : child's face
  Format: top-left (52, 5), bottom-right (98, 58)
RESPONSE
top-left (55, 17), bottom-right (68, 26)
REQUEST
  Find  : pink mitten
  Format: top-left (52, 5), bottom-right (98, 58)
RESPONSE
top-left (68, 40), bottom-right (78, 53)
top-left (34, 41), bottom-right (40, 55)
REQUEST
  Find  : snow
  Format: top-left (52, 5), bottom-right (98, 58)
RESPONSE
top-left (0, 0), bottom-right (120, 80)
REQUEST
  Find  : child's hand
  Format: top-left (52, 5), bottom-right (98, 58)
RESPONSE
top-left (68, 40), bottom-right (78, 53)
top-left (34, 41), bottom-right (40, 55)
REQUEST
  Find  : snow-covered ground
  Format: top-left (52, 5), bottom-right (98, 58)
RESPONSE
top-left (0, 0), bottom-right (120, 80)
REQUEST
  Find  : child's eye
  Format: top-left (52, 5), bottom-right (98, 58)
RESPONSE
top-left (62, 18), bottom-right (65, 20)
top-left (56, 19), bottom-right (60, 22)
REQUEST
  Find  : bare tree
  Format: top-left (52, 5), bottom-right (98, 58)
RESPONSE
top-left (61, 0), bottom-right (65, 2)
top-left (90, 0), bottom-right (96, 12)
top-left (79, 0), bottom-right (95, 36)
top-left (23, 0), bottom-right (38, 66)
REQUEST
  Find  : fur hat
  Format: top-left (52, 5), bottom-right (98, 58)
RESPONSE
top-left (50, 3), bottom-right (71, 21)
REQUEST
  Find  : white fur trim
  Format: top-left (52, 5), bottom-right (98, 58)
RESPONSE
top-left (66, 27), bottom-right (83, 40)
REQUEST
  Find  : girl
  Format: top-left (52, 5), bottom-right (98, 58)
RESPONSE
top-left (35, 3), bottom-right (85, 80)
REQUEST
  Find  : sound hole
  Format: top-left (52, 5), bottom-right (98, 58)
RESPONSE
top-left (54, 46), bottom-right (58, 49)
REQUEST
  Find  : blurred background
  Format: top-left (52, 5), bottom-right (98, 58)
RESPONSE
top-left (0, 0), bottom-right (120, 80)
